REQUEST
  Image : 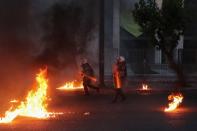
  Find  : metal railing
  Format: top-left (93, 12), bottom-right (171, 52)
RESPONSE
top-left (105, 48), bottom-right (197, 76)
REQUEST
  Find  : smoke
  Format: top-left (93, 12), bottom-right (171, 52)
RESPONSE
top-left (0, 0), bottom-right (99, 108)
top-left (33, 0), bottom-right (99, 85)
top-left (0, 0), bottom-right (34, 109)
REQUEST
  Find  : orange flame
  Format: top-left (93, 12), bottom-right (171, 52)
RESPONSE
top-left (0, 69), bottom-right (61, 123)
top-left (10, 100), bottom-right (19, 103)
top-left (164, 92), bottom-right (183, 112)
top-left (137, 84), bottom-right (151, 95)
top-left (56, 80), bottom-right (83, 91)
top-left (142, 84), bottom-right (149, 90)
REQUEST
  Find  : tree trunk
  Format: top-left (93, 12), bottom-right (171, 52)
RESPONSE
top-left (164, 50), bottom-right (187, 89)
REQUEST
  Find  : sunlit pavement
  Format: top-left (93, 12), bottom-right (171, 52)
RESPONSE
top-left (0, 88), bottom-right (197, 131)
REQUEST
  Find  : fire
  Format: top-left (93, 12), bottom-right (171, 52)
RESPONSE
top-left (56, 80), bottom-right (83, 90)
top-left (164, 92), bottom-right (184, 112)
top-left (137, 83), bottom-right (151, 95)
top-left (10, 100), bottom-right (19, 103)
top-left (0, 68), bottom-right (60, 123)
top-left (142, 84), bottom-right (149, 90)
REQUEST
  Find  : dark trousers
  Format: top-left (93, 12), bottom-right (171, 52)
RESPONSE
top-left (113, 88), bottom-right (126, 102)
top-left (83, 78), bottom-right (99, 95)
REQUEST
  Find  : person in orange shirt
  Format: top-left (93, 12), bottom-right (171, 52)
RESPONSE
top-left (112, 56), bottom-right (127, 102)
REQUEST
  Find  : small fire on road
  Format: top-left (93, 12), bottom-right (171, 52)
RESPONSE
top-left (137, 84), bottom-right (151, 95)
top-left (141, 84), bottom-right (150, 91)
top-left (164, 92), bottom-right (184, 112)
top-left (0, 68), bottom-right (62, 124)
top-left (56, 80), bottom-right (83, 91)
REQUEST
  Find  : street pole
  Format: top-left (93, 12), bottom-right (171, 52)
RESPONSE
top-left (99, 0), bottom-right (105, 87)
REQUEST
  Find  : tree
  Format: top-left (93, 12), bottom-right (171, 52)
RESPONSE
top-left (133, 0), bottom-right (187, 87)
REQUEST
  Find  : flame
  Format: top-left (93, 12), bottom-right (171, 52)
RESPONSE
top-left (56, 80), bottom-right (83, 90)
top-left (142, 84), bottom-right (149, 90)
top-left (137, 83), bottom-right (151, 95)
top-left (0, 69), bottom-right (59, 123)
top-left (10, 100), bottom-right (19, 103)
top-left (164, 92), bottom-right (184, 112)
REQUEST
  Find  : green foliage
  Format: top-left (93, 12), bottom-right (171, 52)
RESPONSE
top-left (120, 11), bottom-right (143, 37)
top-left (133, 0), bottom-right (185, 54)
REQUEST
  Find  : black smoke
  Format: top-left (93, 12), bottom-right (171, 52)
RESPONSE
top-left (0, 0), bottom-right (98, 110)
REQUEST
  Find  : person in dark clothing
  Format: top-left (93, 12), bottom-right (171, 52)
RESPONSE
top-left (81, 58), bottom-right (99, 95)
top-left (112, 56), bottom-right (127, 102)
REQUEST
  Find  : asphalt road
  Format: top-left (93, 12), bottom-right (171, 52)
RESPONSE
top-left (0, 89), bottom-right (197, 131)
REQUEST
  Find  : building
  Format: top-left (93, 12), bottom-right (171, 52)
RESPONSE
top-left (104, 0), bottom-right (197, 76)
